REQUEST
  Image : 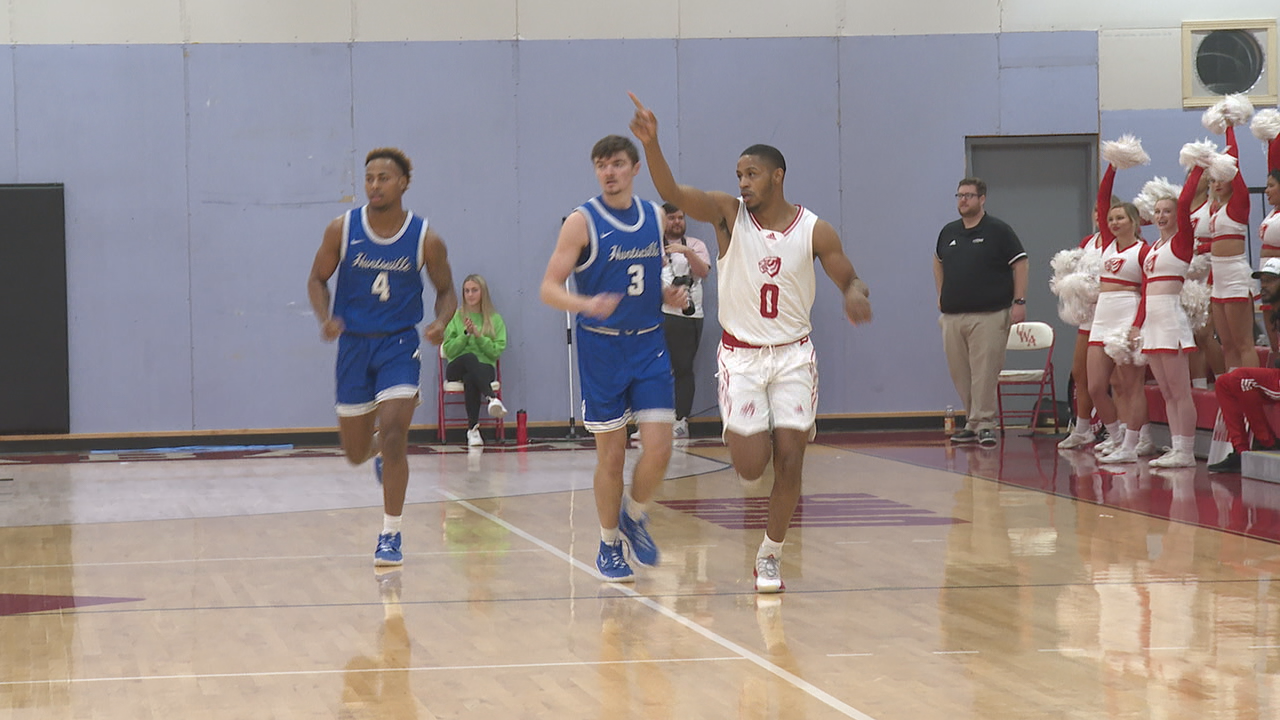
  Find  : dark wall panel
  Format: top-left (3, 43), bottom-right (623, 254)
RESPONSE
top-left (0, 184), bottom-right (68, 433)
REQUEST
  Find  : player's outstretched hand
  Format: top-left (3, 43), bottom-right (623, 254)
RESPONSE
top-left (583, 292), bottom-right (623, 320)
top-left (629, 92), bottom-right (658, 144)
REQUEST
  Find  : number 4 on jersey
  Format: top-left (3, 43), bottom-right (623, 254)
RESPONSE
top-left (371, 271), bottom-right (391, 301)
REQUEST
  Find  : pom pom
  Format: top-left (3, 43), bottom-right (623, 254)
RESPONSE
top-left (1101, 134), bottom-right (1150, 170)
top-left (1186, 253), bottom-right (1211, 281)
top-left (1251, 108), bottom-right (1280, 143)
top-left (1133, 177), bottom-right (1181, 222)
top-left (1207, 151), bottom-right (1239, 182)
top-left (1220, 93), bottom-right (1255, 126)
top-left (1180, 280), bottom-right (1211, 331)
top-left (1054, 264), bottom-right (1101, 326)
top-left (1179, 139), bottom-right (1218, 170)
top-left (1102, 326), bottom-right (1146, 366)
top-left (1203, 104), bottom-right (1227, 135)
top-left (1055, 286), bottom-right (1094, 326)
top-left (1202, 94), bottom-right (1255, 134)
top-left (1049, 248), bottom-right (1084, 292)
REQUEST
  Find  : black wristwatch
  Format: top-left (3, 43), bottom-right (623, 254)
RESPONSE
top-left (1012, 298), bottom-right (1026, 305)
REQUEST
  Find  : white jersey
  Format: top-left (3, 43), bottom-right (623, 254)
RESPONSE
top-left (719, 199), bottom-right (817, 346)
top-left (1262, 208), bottom-right (1280, 249)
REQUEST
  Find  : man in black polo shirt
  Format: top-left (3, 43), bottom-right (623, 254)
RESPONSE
top-left (934, 177), bottom-right (1028, 447)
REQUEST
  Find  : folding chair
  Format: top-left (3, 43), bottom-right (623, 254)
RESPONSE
top-left (437, 347), bottom-right (504, 443)
top-left (996, 321), bottom-right (1059, 435)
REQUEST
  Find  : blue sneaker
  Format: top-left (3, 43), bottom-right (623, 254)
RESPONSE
top-left (374, 455), bottom-right (383, 485)
top-left (374, 532), bottom-right (403, 566)
top-left (618, 507), bottom-right (659, 567)
top-left (596, 540), bottom-right (635, 582)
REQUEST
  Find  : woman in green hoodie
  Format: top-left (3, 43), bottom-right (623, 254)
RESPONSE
top-left (442, 274), bottom-right (508, 445)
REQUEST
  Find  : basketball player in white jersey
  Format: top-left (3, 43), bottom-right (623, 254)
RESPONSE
top-left (629, 94), bottom-right (872, 592)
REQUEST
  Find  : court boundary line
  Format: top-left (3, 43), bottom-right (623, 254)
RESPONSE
top-left (442, 491), bottom-right (879, 720)
top-left (0, 656), bottom-right (746, 687)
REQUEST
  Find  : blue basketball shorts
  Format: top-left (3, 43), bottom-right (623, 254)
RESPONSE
top-left (334, 327), bottom-right (421, 417)
top-left (576, 324), bottom-right (675, 433)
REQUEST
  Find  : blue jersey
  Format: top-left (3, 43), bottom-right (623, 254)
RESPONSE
top-left (574, 196), bottom-right (665, 331)
top-left (333, 206), bottom-right (427, 335)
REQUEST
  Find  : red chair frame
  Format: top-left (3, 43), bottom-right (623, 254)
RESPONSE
top-left (437, 349), bottom-right (504, 444)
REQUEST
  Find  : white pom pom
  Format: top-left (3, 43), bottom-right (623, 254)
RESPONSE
top-left (1055, 269), bottom-right (1101, 325)
top-left (1207, 152), bottom-right (1239, 182)
top-left (1186, 253), bottom-right (1211, 281)
top-left (1220, 93), bottom-right (1256, 126)
top-left (1134, 177), bottom-right (1181, 222)
top-left (1179, 139), bottom-right (1218, 170)
top-left (1252, 108), bottom-right (1280, 143)
top-left (1101, 134), bottom-right (1150, 170)
top-left (1102, 326), bottom-right (1145, 365)
top-left (1055, 277), bottom-right (1095, 325)
top-left (1203, 104), bottom-right (1228, 134)
top-left (1180, 280), bottom-right (1212, 331)
top-left (1049, 248), bottom-right (1084, 289)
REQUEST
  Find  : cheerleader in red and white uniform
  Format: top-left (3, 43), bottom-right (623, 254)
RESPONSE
top-left (1186, 162), bottom-right (1224, 386)
top-left (1087, 139), bottom-right (1152, 463)
top-left (1130, 165), bottom-right (1204, 467)
top-left (1205, 97), bottom-right (1259, 370)
top-left (1057, 221), bottom-right (1109, 448)
top-left (1253, 108), bottom-right (1280, 348)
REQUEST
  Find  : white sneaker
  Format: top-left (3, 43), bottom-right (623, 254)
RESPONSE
top-left (1058, 431), bottom-right (1095, 450)
top-left (672, 418), bottom-right (689, 439)
top-left (1135, 437), bottom-right (1161, 456)
top-left (1093, 437), bottom-right (1120, 456)
top-left (487, 397), bottom-right (508, 418)
top-left (1098, 447), bottom-right (1139, 464)
top-left (467, 426), bottom-right (483, 447)
top-left (754, 554), bottom-right (785, 593)
top-left (1148, 449), bottom-right (1196, 468)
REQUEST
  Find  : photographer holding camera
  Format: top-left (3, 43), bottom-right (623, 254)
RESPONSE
top-left (659, 202), bottom-right (712, 438)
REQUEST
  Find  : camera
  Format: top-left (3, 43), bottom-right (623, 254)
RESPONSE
top-left (671, 274), bottom-right (696, 316)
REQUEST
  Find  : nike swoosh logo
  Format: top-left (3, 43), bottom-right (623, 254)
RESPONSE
top-left (601, 231), bottom-right (614, 239)
top-left (351, 238), bottom-right (365, 244)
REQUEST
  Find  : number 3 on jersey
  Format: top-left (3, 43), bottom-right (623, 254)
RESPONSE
top-left (759, 283), bottom-right (779, 318)
top-left (627, 264), bottom-right (644, 296)
top-left (371, 271), bottom-right (391, 301)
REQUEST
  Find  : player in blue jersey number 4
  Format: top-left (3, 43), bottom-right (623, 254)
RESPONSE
top-left (308, 147), bottom-right (458, 567)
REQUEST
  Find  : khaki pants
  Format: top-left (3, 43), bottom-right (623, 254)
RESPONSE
top-left (940, 309), bottom-right (1012, 432)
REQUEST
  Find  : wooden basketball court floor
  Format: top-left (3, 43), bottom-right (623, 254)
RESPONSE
top-left (6, 430), bottom-right (1280, 719)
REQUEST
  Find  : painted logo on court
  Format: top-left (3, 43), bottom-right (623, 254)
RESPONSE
top-left (658, 492), bottom-right (964, 529)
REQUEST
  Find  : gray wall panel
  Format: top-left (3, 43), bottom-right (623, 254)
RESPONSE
top-left (515, 40), bottom-right (678, 426)
top-left (352, 41), bottom-right (521, 424)
top-left (14, 44), bottom-right (192, 433)
top-left (998, 32), bottom-right (1099, 136)
top-left (185, 43), bottom-right (355, 429)
top-left (840, 34), bottom-right (1001, 413)
top-left (677, 37), bottom-right (845, 414)
top-left (0, 47), bottom-right (15, 182)
top-left (1, 33), bottom-right (1125, 433)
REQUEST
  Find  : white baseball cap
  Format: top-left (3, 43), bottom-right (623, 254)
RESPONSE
top-left (1254, 258), bottom-right (1280, 278)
